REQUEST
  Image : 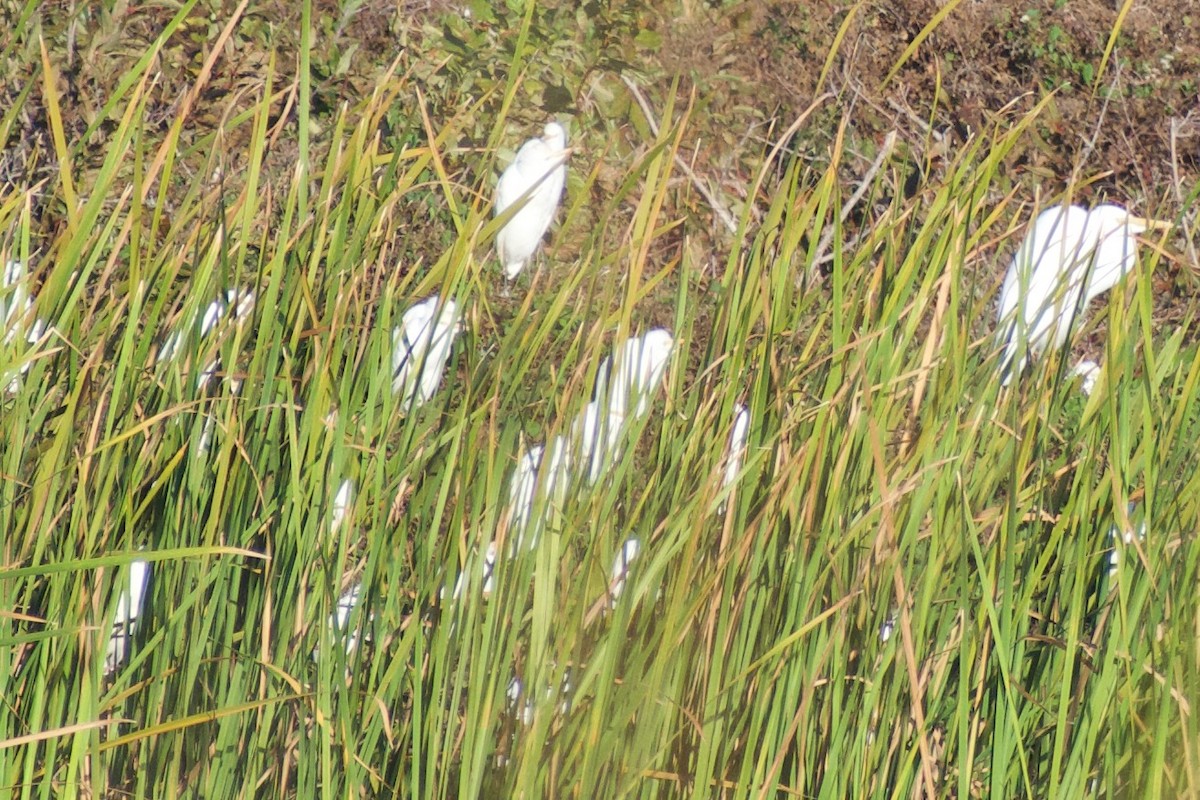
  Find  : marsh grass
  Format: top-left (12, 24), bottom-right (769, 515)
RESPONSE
top-left (1, 4), bottom-right (1198, 799)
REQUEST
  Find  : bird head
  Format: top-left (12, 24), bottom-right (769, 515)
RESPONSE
top-left (642, 329), bottom-right (674, 369)
top-left (1083, 205), bottom-right (1172, 301)
top-left (542, 122), bottom-right (568, 153)
top-left (1089, 204), bottom-right (1171, 238)
top-left (401, 295), bottom-right (439, 333)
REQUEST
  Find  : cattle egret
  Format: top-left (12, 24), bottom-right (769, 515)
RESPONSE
top-left (506, 667), bottom-right (574, 728)
top-left (1107, 504), bottom-right (1146, 577)
top-left (494, 122), bottom-right (569, 280)
top-left (507, 444), bottom-right (544, 545)
top-left (158, 287), bottom-right (256, 392)
top-left (593, 328), bottom-right (674, 419)
top-left (574, 329), bottom-right (674, 483)
top-left (331, 479), bottom-right (354, 533)
top-left (392, 295), bottom-right (462, 408)
top-left (105, 559), bottom-right (151, 674)
top-left (2, 260), bottom-right (47, 393)
top-left (996, 204), bottom-right (1169, 384)
top-left (574, 400), bottom-right (623, 485)
top-left (445, 541), bottom-right (498, 600)
top-left (507, 676), bottom-right (536, 727)
top-left (718, 403), bottom-right (751, 514)
top-left (879, 612), bottom-right (896, 643)
top-left (506, 436), bottom-right (572, 553)
top-left (608, 537), bottom-right (640, 605)
top-left (1071, 359), bottom-right (1101, 397)
top-left (318, 581), bottom-right (371, 660)
top-left (159, 288), bottom-right (256, 363)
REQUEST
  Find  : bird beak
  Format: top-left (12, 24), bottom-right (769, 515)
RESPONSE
top-left (1129, 215), bottom-right (1172, 232)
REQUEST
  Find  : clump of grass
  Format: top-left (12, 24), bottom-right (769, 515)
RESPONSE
top-left (1, 4), bottom-right (1197, 799)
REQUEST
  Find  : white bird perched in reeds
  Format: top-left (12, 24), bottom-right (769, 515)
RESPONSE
top-left (995, 203), bottom-right (1170, 385)
top-left (573, 399), bottom-right (622, 485)
top-left (331, 479), bottom-right (354, 533)
top-left (2, 260), bottom-right (48, 393)
top-left (580, 329), bottom-right (675, 482)
top-left (1070, 359), bottom-right (1101, 397)
top-left (158, 287), bottom-right (256, 392)
top-left (312, 581), bottom-right (371, 662)
top-left (1107, 503), bottom-right (1146, 577)
top-left (507, 444), bottom-right (544, 546)
top-left (505, 435), bottom-right (574, 553)
top-left (159, 288), bottom-right (256, 364)
top-left (718, 403), bottom-right (751, 515)
top-left (445, 541), bottom-right (498, 601)
top-left (607, 537), bottom-right (640, 605)
top-left (593, 328), bottom-right (674, 420)
top-left (392, 295), bottom-right (462, 408)
top-left (105, 559), bottom-right (151, 674)
top-left (494, 122), bottom-right (569, 280)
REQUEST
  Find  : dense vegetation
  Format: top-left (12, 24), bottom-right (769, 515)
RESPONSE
top-left (1, 1), bottom-right (1197, 797)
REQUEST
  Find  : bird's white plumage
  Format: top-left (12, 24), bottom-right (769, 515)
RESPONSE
top-left (2, 260), bottom-right (47, 393)
top-left (996, 203), bottom-right (1167, 384)
top-left (593, 328), bottom-right (674, 420)
top-left (581, 329), bottom-right (675, 483)
top-left (323, 581), bottom-right (370, 659)
top-left (445, 541), bottom-right (497, 601)
top-left (391, 295), bottom-right (462, 408)
top-left (159, 287), bottom-right (256, 366)
top-left (158, 287), bottom-right (256, 395)
top-left (718, 403), bottom-right (750, 514)
top-left (574, 399), bottom-right (623, 485)
top-left (608, 537), bottom-right (640, 605)
top-left (331, 479), bottom-right (354, 533)
top-left (507, 444), bottom-right (544, 547)
top-left (1071, 359), bottom-right (1101, 397)
top-left (506, 435), bottom-right (572, 554)
top-left (495, 122), bottom-right (568, 280)
top-left (105, 559), bottom-right (151, 674)
top-left (1107, 504), bottom-right (1146, 577)
top-left (451, 328), bottom-right (673, 602)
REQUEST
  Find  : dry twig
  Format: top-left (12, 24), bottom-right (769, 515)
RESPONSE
top-left (620, 74), bottom-right (739, 235)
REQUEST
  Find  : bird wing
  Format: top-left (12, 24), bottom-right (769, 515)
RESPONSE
top-left (496, 139), bottom-right (551, 214)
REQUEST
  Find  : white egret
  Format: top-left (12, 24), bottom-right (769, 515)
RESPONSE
top-left (505, 667), bottom-right (574, 729)
top-left (392, 295), bottom-right (462, 408)
top-left (593, 328), bottom-right (674, 420)
top-left (505, 435), bottom-right (572, 553)
top-left (878, 612), bottom-right (897, 643)
top-left (2, 260), bottom-right (48, 393)
top-left (996, 204), bottom-right (1170, 384)
top-left (445, 541), bottom-right (497, 600)
top-left (607, 537), bottom-right (640, 605)
top-left (494, 122), bottom-right (569, 280)
top-left (573, 329), bottom-right (674, 483)
top-left (574, 399), bottom-right (622, 485)
top-left (331, 479), bottom-right (354, 533)
top-left (158, 287), bottom-right (256, 393)
top-left (1107, 504), bottom-right (1146, 577)
top-left (506, 675), bottom-right (536, 727)
top-left (158, 287), bottom-right (255, 455)
top-left (159, 288), bottom-right (256, 364)
top-left (1070, 359), bottom-right (1101, 397)
top-left (318, 581), bottom-right (370, 660)
top-left (506, 444), bottom-right (544, 545)
top-left (104, 559), bottom-right (151, 674)
top-left (718, 403), bottom-right (750, 514)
